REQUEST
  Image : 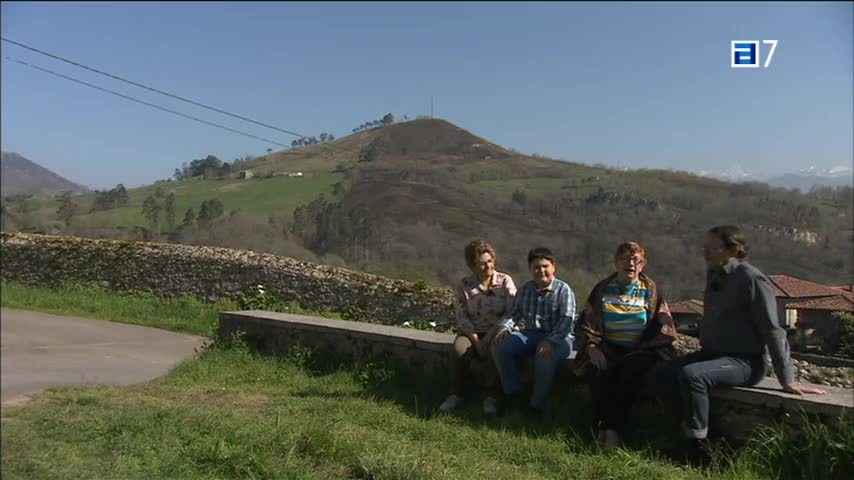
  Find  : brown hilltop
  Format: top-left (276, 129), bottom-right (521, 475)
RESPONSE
top-left (377, 118), bottom-right (509, 159)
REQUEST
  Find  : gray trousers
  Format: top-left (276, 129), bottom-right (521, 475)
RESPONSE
top-left (647, 350), bottom-right (767, 439)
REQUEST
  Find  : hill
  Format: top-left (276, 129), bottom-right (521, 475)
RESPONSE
top-left (7, 119), bottom-right (853, 299)
top-left (281, 119), bottom-right (853, 298)
top-left (1, 152), bottom-right (89, 196)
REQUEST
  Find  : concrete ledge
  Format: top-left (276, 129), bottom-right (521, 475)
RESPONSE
top-left (220, 310), bottom-right (853, 434)
top-left (220, 310), bottom-right (455, 373)
top-left (223, 310), bottom-right (451, 350)
top-left (712, 377), bottom-right (852, 416)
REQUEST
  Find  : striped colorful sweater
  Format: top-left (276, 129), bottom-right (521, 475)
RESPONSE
top-left (601, 279), bottom-right (651, 347)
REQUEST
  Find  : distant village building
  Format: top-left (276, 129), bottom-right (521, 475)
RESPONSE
top-left (238, 170), bottom-right (254, 180)
top-left (767, 275), bottom-right (847, 329)
top-left (773, 276), bottom-right (854, 353)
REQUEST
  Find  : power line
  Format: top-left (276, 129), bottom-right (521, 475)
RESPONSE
top-left (1, 37), bottom-right (359, 155)
top-left (4, 56), bottom-right (294, 149)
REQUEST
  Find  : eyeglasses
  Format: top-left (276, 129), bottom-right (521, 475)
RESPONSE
top-left (617, 256), bottom-right (644, 265)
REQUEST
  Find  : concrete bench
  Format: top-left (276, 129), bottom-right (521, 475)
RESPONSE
top-left (220, 310), bottom-right (853, 438)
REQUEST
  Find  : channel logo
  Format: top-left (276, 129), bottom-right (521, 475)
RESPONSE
top-left (731, 40), bottom-right (778, 68)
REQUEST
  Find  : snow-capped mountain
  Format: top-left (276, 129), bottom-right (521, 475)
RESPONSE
top-left (765, 166), bottom-right (852, 191)
top-left (696, 164), bottom-right (852, 191)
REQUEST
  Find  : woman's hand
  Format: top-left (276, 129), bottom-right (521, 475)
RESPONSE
top-left (782, 384), bottom-right (826, 396)
top-left (588, 345), bottom-right (607, 370)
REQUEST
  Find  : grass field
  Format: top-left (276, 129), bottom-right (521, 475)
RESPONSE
top-left (31, 172), bottom-right (342, 229)
top-left (0, 281), bottom-right (232, 336)
top-left (2, 281), bottom-right (853, 480)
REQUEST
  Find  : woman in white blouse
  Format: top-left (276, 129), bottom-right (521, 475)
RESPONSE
top-left (439, 240), bottom-right (517, 416)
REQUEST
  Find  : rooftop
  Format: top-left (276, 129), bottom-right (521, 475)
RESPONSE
top-left (768, 274), bottom-right (843, 299)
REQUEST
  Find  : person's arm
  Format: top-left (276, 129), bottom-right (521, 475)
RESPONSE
top-left (497, 284), bottom-right (525, 335)
top-left (637, 294), bottom-right (678, 350)
top-left (453, 283), bottom-right (476, 339)
top-left (575, 302), bottom-right (601, 348)
top-left (503, 275), bottom-right (518, 315)
top-left (748, 274), bottom-right (795, 387)
top-left (575, 298), bottom-right (608, 369)
top-left (487, 276), bottom-right (517, 339)
top-left (547, 284), bottom-right (577, 346)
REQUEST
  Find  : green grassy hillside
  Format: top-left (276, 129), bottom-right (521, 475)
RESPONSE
top-left (58, 173), bottom-right (342, 229)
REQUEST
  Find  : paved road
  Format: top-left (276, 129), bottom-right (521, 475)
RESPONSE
top-left (1, 309), bottom-right (206, 405)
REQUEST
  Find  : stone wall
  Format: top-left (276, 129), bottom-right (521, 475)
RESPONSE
top-left (0, 233), bottom-right (453, 327)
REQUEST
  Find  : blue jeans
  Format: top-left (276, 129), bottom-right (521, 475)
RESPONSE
top-left (647, 350), bottom-right (767, 439)
top-left (492, 329), bottom-right (573, 410)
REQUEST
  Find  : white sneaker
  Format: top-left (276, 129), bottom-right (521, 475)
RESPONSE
top-left (439, 394), bottom-right (464, 412)
top-left (482, 396), bottom-right (498, 416)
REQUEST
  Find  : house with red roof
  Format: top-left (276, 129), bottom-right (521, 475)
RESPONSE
top-left (768, 275), bottom-right (853, 353)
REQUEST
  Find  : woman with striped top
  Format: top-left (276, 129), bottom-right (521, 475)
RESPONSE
top-left (573, 241), bottom-right (678, 450)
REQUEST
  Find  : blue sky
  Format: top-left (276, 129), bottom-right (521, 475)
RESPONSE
top-left (2, 1), bottom-right (851, 189)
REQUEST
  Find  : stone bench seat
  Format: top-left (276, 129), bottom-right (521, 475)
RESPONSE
top-left (220, 310), bottom-right (853, 437)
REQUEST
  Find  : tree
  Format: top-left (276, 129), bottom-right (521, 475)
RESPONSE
top-left (56, 192), bottom-right (78, 227)
top-left (359, 137), bottom-right (385, 163)
top-left (382, 113), bottom-right (395, 126)
top-left (12, 194), bottom-right (36, 230)
top-left (182, 207), bottom-right (196, 228)
top-left (319, 133), bottom-right (328, 142)
top-left (113, 184), bottom-right (129, 207)
top-left (165, 193), bottom-right (176, 230)
top-left (142, 194), bottom-right (162, 239)
top-left (219, 162), bottom-right (232, 178)
top-left (0, 200), bottom-right (9, 231)
top-left (90, 184), bottom-right (128, 212)
top-left (182, 154), bottom-right (223, 179)
top-left (197, 198), bottom-right (224, 227)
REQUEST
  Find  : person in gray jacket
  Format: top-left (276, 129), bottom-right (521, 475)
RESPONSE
top-left (648, 225), bottom-right (824, 444)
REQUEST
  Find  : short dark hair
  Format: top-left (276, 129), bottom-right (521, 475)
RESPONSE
top-left (464, 240), bottom-right (497, 269)
top-left (527, 247), bottom-right (556, 266)
top-left (708, 225), bottom-right (748, 259)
